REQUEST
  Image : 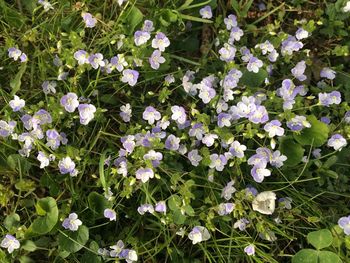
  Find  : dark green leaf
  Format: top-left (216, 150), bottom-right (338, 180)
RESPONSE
top-left (58, 225), bottom-right (89, 253)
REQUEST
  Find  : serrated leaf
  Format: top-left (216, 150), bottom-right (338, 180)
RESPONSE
top-left (294, 116), bottom-right (329, 147)
top-left (307, 229), bottom-right (333, 250)
top-left (58, 225), bottom-right (89, 253)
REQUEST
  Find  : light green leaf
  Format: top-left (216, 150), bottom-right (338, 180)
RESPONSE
top-left (10, 63), bottom-right (27, 95)
top-left (294, 116), bottom-right (329, 147)
top-left (307, 229), bottom-right (333, 250)
top-left (29, 197), bottom-right (58, 235)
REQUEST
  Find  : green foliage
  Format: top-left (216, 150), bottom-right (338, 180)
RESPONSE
top-left (58, 225), bottom-right (89, 253)
top-left (294, 115), bottom-right (330, 147)
top-left (279, 137), bottom-right (305, 166)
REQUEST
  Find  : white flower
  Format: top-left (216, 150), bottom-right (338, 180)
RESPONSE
top-left (9, 95), bottom-right (25, 112)
top-left (1, 234), bottom-right (20, 253)
top-left (343, 1), bottom-right (350, 12)
top-left (252, 191), bottom-right (276, 215)
top-left (62, 213), bottom-right (82, 231)
top-left (188, 226), bottom-right (211, 244)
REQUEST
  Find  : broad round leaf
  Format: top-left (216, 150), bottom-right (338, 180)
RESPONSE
top-left (279, 137), bottom-right (305, 167)
top-left (30, 197), bottom-right (58, 235)
top-left (292, 249), bottom-right (318, 263)
top-left (58, 225), bottom-right (89, 253)
top-left (318, 251), bottom-right (342, 263)
top-left (294, 115), bottom-right (329, 147)
top-left (307, 229), bottom-right (333, 250)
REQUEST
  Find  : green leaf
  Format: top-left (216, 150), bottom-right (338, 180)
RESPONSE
top-left (10, 63), bottom-right (27, 95)
top-left (4, 213), bottom-right (20, 231)
top-left (279, 137), bottom-right (305, 167)
top-left (125, 6), bottom-right (144, 35)
top-left (318, 251), bottom-right (342, 263)
top-left (307, 229), bottom-right (333, 250)
top-left (21, 240), bottom-right (37, 252)
top-left (58, 225), bottom-right (89, 253)
top-left (88, 192), bottom-right (108, 215)
top-left (29, 197), bottom-right (58, 235)
top-left (7, 154), bottom-right (32, 173)
top-left (178, 13), bottom-right (213, 23)
top-left (168, 195), bottom-right (182, 211)
top-left (292, 249), bottom-right (318, 263)
top-left (15, 179), bottom-right (36, 192)
top-left (294, 116), bottom-right (329, 147)
top-left (239, 69), bottom-right (268, 87)
top-left (173, 209), bottom-right (186, 224)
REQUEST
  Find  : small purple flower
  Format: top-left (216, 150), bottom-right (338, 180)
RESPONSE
top-left (229, 141), bottom-right (247, 159)
top-left (270, 150), bottom-right (287, 168)
top-left (171, 105), bottom-right (186, 124)
top-left (137, 204), bottom-right (154, 215)
top-left (78, 104), bottom-right (96, 125)
top-left (120, 103), bottom-right (132, 122)
top-left (318, 91), bottom-right (341, 106)
top-left (248, 105), bottom-right (269, 124)
top-left (217, 113), bottom-right (231, 127)
top-left (268, 49), bottom-right (279, 62)
top-left (244, 244), bottom-right (255, 256)
top-left (121, 135), bottom-right (135, 153)
top-left (143, 106), bottom-right (161, 125)
top-left (155, 201), bottom-right (167, 214)
top-left (33, 109), bottom-right (52, 127)
top-left (344, 111), bottom-right (350, 123)
top-left (1, 234), bottom-right (20, 253)
top-left (202, 133), bottom-right (218, 147)
top-left (151, 32), bottom-right (170, 52)
top-left (247, 57), bottom-right (263, 73)
top-left (46, 129), bottom-right (61, 150)
top-left (144, 150), bottom-right (163, 167)
top-left (188, 226), bottom-right (211, 244)
top-left (60, 92), bottom-right (79, 112)
top-left (320, 117), bottom-right (331, 124)
top-left (255, 40), bottom-right (274, 55)
top-left (251, 165), bottom-right (271, 183)
top-left (240, 46), bottom-right (253, 62)
top-left (42, 80), bottom-right (57, 94)
top-left (165, 74), bottom-right (175, 84)
top-left (229, 27), bottom-right (244, 43)
top-left (264, 120), bottom-right (284, 137)
top-left (221, 180), bottom-right (236, 200)
top-left (104, 208), bottom-right (117, 221)
top-left (224, 14), bottom-right (237, 30)
top-left (188, 150), bottom-right (203, 166)
top-left (165, 134), bottom-right (180, 151)
top-left (62, 213), bottom-right (82, 231)
top-left (74, 50), bottom-right (89, 65)
top-left (8, 47), bottom-right (22, 61)
top-left (134, 30), bottom-right (151, 46)
top-left (209, 154), bottom-right (227, 171)
top-left (9, 95), bottom-right (25, 112)
top-left (312, 149), bottom-right (322, 158)
top-left (121, 69), bottom-right (139, 86)
top-left (82, 12), bottom-right (97, 28)
top-left (278, 197), bottom-right (292, 209)
top-left (287, 115), bottom-right (311, 131)
top-left (136, 168), bottom-right (154, 183)
top-left (109, 240), bottom-right (124, 257)
top-left (58, 157), bottom-right (77, 176)
top-left (111, 54), bottom-right (128, 72)
top-left (199, 84), bottom-right (216, 104)
top-left (149, 50), bottom-right (165, 70)
top-left (88, 53), bottom-right (105, 69)
top-left (219, 43), bottom-right (236, 62)
top-left (199, 5), bottom-right (212, 19)
top-left (327, 134), bottom-right (347, 151)
top-left (338, 215), bottom-right (350, 235)
top-left (217, 203), bottom-right (235, 216)
top-left (281, 36), bottom-right (303, 56)
top-left (291, 60), bottom-right (307, 81)
top-left (320, 67), bottom-right (336, 80)
top-left (37, 151), bottom-right (52, 169)
top-left (295, 28), bottom-right (309, 40)
top-left (142, 20), bottom-right (155, 32)
top-left (234, 218), bottom-right (249, 231)
top-left (189, 123), bottom-right (205, 140)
